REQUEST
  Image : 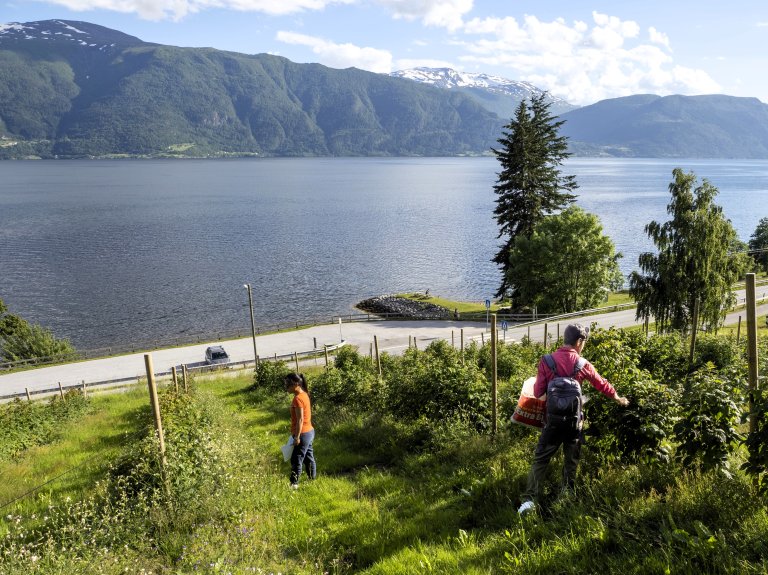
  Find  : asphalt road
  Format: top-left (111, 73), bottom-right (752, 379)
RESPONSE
top-left (2, 298), bottom-right (767, 400)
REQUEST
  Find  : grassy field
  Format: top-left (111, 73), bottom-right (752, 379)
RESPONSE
top-left (2, 339), bottom-right (767, 575)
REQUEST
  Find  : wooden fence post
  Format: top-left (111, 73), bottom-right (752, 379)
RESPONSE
top-left (491, 314), bottom-right (498, 437)
top-left (452, 330), bottom-right (455, 348)
top-left (543, 323), bottom-right (548, 347)
top-left (58, 382), bottom-right (64, 399)
top-left (25, 387), bottom-right (31, 401)
top-left (737, 315), bottom-right (742, 344)
top-left (324, 345), bottom-right (329, 368)
top-left (294, 352), bottom-right (300, 372)
top-left (460, 329), bottom-right (465, 365)
top-left (746, 275), bottom-right (759, 438)
top-left (82, 380), bottom-right (87, 398)
top-left (144, 354), bottom-right (167, 471)
top-left (182, 364), bottom-right (189, 393)
top-left (172, 366), bottom-right (179, 393)
top-left (689, 298), bottom-right (700, 368)
top-left (374, 335), bottom-right (381, 376)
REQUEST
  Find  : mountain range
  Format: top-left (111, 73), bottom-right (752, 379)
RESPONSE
top-left (2, 19), bottom-right (768, 159)
top-left (389, 67), bottom-right (576, 118)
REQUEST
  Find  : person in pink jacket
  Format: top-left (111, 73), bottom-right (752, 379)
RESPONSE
top-left (518, 323), bottom-right (629, 515)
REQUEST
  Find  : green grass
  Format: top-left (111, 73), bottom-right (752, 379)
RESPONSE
top-left (2, 370), bottom-right (768, 573)
top-left (399, 290), bottom-right (636, 316)
top-left (0, 389), bottom-right (148, 518)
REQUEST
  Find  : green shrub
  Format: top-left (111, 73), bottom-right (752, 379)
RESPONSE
top-left (584, 328), bottom-right (679, 463)
top-left (252, 358), bottom-right (291, 393)
top-left (385, 341), bottom-right (491, 432)
top-left (673, 366), bottom-right (742, 473)
top-left (0, 390), bottom-right (90, 461)
top-left (692, 333), bottom-right (742, 372)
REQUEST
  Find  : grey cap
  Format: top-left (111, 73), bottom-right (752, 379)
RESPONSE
top-left (563, 323), bottom-right (590, 345)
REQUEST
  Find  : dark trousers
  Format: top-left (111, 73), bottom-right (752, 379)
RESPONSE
top-left (290, 429), bottom-right (316, 485)
top-left (522, 422), bottom-right (582, 503)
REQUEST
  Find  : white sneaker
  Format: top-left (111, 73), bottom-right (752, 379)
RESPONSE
top-left (290, 483), bottom-right (299, 490)
top-left (517, 500), bottom-right (535, 515)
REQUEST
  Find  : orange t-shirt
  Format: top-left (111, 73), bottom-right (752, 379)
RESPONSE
top-left (291, 391), bottom-right (313, 434)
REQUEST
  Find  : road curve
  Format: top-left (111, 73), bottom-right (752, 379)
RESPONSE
top-left (2, 302), bottom-right (767, 400)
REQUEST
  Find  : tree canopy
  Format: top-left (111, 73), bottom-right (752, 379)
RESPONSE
top-left (504, 206), bottom-right (623, 313)
top-left (492, 93), bottom-right (577, 298)
top-left (0, 298), bottom-right (76, 364)
top-left (629, 168), bottom-right (749, 333)
top-left (748, 217), bottom-right (768, 273)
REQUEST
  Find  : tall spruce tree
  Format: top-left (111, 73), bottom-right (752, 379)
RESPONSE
top-left (748, 217), bottom-right (768, 273)
top-left (629, 169), bottom-right (749, 333)
top-left (492, 93), bottom-right (577, 298)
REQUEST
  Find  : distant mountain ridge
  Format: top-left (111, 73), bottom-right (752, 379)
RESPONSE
top-left (390, 67), bottom-right (577, 117)
top-left (0, 20), bottom-right (502, 159)
top-left (560, 94), bottom-right (768, 158)
top-left (2, 20), bottom-right (768, 158)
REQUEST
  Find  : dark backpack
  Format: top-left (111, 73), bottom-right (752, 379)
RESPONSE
top-left (543, 354), bottom-right (587, 426)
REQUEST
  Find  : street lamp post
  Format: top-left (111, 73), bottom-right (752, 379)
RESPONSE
top-left (244, 284), bottom-right (259, 367)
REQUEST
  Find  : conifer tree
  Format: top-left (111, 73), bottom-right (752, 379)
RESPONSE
top-left (492, 93), bottom-right (577, 298)
top-left (748, 217), bottom-right (768, 273)
top-left (629, 169), bottom-right (749, 333)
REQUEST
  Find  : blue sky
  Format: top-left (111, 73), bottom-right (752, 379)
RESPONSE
top-left (3, 0), bottom-right (768, 105)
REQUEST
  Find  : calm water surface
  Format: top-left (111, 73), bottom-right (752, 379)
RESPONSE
top-left (1, 157), bottom-right (767, 349)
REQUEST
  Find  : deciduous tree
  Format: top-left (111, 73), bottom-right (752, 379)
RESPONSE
top-left (505, 206), bottom-right (623, 313)
top-left (629, 169), bottom-right (749, 333)
top-left (492, 93), bottom-right (577, 298)
top-left (0, 297), bottom-right (76, 363)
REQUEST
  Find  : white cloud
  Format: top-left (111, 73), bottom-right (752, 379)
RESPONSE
top-left (35, 0), bottom-right (354, 20)
top-left (276, 31), bottom-right (392, 72)
top-left (395, 57), bottom-right (455, 70)
top-left (648, 26), bottom-right (670, 49)
top-left (458, 11), bottom-right (719, 104)
top-left (376, 0), bottom-right (473, 31)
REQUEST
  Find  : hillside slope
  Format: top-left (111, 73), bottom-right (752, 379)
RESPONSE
top-left (0, 20), bottom-right (502, 158)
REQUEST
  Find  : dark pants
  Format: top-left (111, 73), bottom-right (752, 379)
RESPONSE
top-left (290, 429), bottom-right (316, 485)
top-left (522, 421), bottom-right (583, 503)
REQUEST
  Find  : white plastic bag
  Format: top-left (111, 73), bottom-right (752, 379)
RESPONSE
top-left (280, 435), bottom-right (295, 462)
top-left (511, 376), bottom-right (547, 429)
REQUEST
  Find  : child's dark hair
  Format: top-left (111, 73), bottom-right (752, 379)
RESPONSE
top-left (285, 372), bottom-right (308, 392)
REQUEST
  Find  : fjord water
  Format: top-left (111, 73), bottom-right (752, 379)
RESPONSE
top-left (1, 157), bottom-right (766, 350)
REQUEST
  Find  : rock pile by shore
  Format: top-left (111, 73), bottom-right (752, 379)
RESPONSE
top-left (356, 295), bottom-right (451, 320)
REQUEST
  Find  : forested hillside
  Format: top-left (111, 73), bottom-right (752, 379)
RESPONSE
top-left (0, 20), bottom-right (502, 158)
top-left (561, 94), bottom-right (768, 158)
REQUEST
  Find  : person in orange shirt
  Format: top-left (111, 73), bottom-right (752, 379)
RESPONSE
top-left (285, 372), bottom-right (316, 489)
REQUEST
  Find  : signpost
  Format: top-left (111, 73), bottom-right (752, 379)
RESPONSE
top-left (501, 320), bottom-right (508, 342)
top-left (485, 298), bottom-right (491, 330)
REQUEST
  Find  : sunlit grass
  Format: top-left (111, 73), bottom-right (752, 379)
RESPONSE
top-left (3, 365), bottom-right (768, 573)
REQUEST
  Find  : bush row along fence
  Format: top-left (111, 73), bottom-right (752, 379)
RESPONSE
top-left (0, 309), bottom-right (573, 372)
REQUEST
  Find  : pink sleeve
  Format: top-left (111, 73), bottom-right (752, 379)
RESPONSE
top-left (579, 362), bottom-right (617, 398)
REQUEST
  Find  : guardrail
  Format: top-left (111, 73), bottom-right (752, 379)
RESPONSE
top-left (0, 342), bottom-right (350, 402)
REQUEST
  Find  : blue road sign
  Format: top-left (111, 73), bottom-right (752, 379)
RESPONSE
top-left (485, 299), bottom-right (491, 309)
top-left (501, 321), bottom-right (508, 331)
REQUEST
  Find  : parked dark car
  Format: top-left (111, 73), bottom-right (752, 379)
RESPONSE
top-left (205, 345), bottom-right (229, 365)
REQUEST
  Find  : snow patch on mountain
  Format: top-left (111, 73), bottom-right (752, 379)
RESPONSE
top-left (390, 67), bottom-right (574, 110)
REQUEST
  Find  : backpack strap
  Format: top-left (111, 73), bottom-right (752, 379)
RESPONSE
top-left (572, 357), bottom-right (587, 377)
top-left (542, 354), bottom-right (559, 377)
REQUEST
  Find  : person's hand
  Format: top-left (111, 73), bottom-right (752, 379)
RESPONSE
top-left (614, 395), bottom-right (629, 407)
top-left (294, 436), bottom-right (301, 445)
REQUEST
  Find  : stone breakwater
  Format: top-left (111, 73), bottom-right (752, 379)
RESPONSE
top-left (356, 295), bottom-right (451, 320)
